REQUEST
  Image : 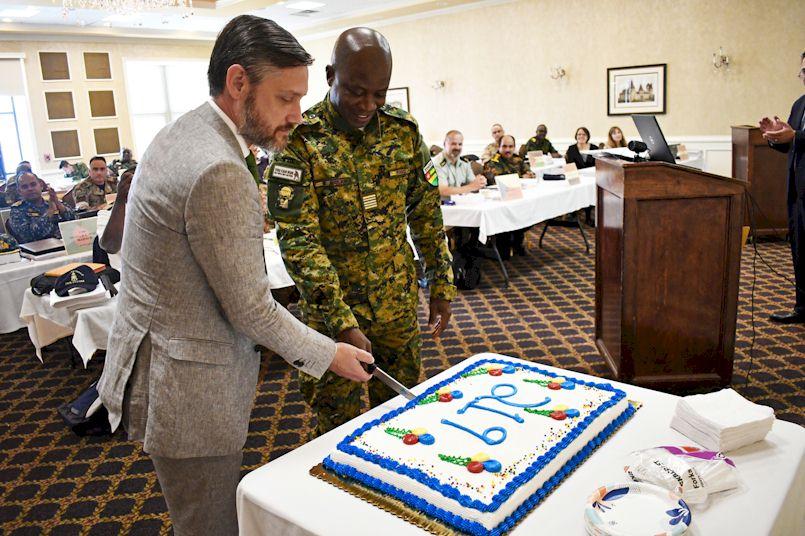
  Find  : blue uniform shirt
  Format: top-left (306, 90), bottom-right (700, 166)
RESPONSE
top-left (9, 198), bottom-right (75, 243)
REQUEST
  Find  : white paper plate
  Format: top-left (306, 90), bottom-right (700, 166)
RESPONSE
top-left (584, 482), bottom-right (691, 536)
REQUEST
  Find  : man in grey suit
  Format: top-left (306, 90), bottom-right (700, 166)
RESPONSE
top-left (98, 15), bottom-right (373, 535)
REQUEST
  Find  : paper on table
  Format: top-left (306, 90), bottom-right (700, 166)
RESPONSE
top-left (496, 173), bottom-right (523, 200)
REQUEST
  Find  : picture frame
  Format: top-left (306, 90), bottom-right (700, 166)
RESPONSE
top-left (385, 87), bottom-right (410, 112)
top-left (607, 64), bottom-right (666, 116)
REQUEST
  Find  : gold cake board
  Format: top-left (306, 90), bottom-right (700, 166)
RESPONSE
top-left (310, 400), bottom-right (642, 535)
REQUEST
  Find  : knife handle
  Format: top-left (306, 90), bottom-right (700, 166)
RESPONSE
top-left (363, 363), bottom-right (377, 374)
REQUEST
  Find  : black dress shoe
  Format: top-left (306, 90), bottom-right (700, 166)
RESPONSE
top-left (769, 311), bottom-right (805, 324)
top-left (512, 245), bottom-right (527, 256)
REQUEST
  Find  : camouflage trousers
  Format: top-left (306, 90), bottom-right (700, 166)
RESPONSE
top-left (298, 307), bottom-right (421, 437)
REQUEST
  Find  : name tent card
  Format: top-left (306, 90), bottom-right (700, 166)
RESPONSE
top-left (564, 163), bottom-right (581, 185)
top-left (495, 173), bottom-right (523, 200)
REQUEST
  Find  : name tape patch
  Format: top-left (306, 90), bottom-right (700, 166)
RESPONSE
top-left (271, 164), bottom-right (303, 183)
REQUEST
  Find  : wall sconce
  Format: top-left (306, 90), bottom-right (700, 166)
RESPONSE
top-left (550, 66), bottom-right (566, 80)
top-left (431, 80), bottom-right (446, 90)
top-left (712, 47), bottom-right (729, 70)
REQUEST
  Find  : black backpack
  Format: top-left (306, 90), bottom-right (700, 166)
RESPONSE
top-left (58, 380), bottom-right (112, 437)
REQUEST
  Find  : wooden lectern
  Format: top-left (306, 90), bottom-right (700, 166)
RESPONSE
top-left (595, 157), bottom-right (745, 392)
top-left (731, 125), bottom-right (788, 236)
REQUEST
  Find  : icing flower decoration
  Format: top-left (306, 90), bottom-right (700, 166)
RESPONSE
top-left (461, 364), bottom-right (517, 378)
top-left (525, 404), bottom-right (580, 420)
top-left (418, 387), bottom-right (464, 405)
top-left (439, 452), bottom-right (502, 473)
top-left (523, 376), bottom-right (576, 390)
top-left (385, 427), bottom-right (435, 445)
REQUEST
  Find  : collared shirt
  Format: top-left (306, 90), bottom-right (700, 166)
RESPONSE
top-left (9, 198), bottom-right (75, 243)
top-left (208, 99), bottom-right (250, 159)
top-left (481, 142), bottom-right (499, 163)
top-left (73, 178), bottom-right (117, 209)
top-left (433, 152), bottom-right (475, 187)
top-left (524, 137), bottom-right (558, 155)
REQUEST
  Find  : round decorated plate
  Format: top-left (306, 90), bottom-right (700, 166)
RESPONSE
top-left (584, 482), bottom-right (692, 536)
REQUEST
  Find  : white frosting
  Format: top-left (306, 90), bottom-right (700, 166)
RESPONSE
top-left (328, 365), bottom-right (629, 531)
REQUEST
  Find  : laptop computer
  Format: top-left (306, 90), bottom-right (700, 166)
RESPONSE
top-left (632, 115), bottom-right (676, 164)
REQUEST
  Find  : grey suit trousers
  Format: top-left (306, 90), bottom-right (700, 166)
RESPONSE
top-left (123, 335), bottom-right (242, 536)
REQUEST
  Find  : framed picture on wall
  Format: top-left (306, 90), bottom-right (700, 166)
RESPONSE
top-left (94, 127), bottom-right (120, 155)
top-left (84, 52), bottom-right (111, 80)
top-left (385, 87), bottom-right (410, 112)
top-left (607, 64), bottom-right (666, 115)
top-left (88, 90), bottom-right (116, 118)
top-left (39, 52), bottom-right (70, 81)
top-left (51, 129), bottom-right (81, 159)
top-left (44, 91), bottom-right (76, 121)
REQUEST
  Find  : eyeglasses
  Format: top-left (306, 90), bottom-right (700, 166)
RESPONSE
top-left (799, 68), bottom-right (805, 79)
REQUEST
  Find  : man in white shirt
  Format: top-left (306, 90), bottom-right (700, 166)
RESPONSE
top-left (436, 130), bottom-right (486, 197)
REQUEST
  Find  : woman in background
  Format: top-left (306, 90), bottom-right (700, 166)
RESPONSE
top-left (605, 126), bottom-right (628, 148)
top-left (565, 127), bottom-right (598, 169)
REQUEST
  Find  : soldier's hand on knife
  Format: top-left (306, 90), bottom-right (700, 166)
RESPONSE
top-left (338, 327), bottom-right (372, 353)
top-left (329, 342), bottom-right (374, 382)
top-left (428, 298), bottom-right (451, 338)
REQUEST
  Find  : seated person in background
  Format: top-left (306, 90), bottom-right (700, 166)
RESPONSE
top-left (3, 162), bottom-right (34, 205)
top-left (9, 172), bottom-right (74, 243)
top-left (604, 126), bottom-right (627, 148)
top-left (481, 123), bottom-right (505, 162)
top-left (522, 124), bottom-right (561, 158)
top-left (97, 167), bottom-right (134, 271)
top-left (109, 148), bottom-right (138, 178)
top-left (73, 156), bottom-right (117, 210)
top-left (59, 160), bottom-right (89, 181)
top-left (436, 130), bottom-right (486, 196)
top-left (483, 135), bottom-right (535, 259)
top-left (565, 127), bottom-right (598, 169)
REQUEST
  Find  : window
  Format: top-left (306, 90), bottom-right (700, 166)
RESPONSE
top-left (125, 60), bottom-right (207, 155)
top-left (0, 96), bottom-right (25, 175)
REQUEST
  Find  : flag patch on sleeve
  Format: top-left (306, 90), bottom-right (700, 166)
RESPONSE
top-left (423, 159), bottom-right (439, 187)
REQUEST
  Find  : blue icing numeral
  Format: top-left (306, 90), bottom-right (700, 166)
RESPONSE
top-left (457, 400), bottom-right (524, 423)
top-left (441, 419), bottom-right (507, 445)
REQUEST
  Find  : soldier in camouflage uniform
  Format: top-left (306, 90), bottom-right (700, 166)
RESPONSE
top-left (59, 160), bottom-right (89, 182)
top-left (267, 28), bottom-right (456, 436)
top-left (522, 124), bottom-right (560, 158)
top-left (73, 156), bottom-right (117, 209)
top-left (109, 148), bottom-right (138, 178)
top-left (9, 172), bottom-right (74, 243)
top-left (483, 135), bottom-right (535, 259)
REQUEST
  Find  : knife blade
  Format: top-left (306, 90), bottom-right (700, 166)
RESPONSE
top-left (365, 363), bottom-right (416, 400)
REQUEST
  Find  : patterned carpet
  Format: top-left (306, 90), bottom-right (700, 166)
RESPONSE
top-left (0, 225), bottom-right (802, 534)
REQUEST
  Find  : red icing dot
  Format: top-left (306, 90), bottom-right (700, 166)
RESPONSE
top-left (467, 461), bottom-right (485, 473)
top-left (547, 382), bottom-right (562, 390)
top-left (438, 393), bottom-right (453, 402)
top-left (550, 410), bottom-right (567, 420)
top-left (488, 369), bottom-right (503, 376)
top-left (402, 434), bottom-right (419, 445)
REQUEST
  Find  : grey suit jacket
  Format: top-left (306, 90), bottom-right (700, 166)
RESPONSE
top-left (98, 102), bottom-right (335, 458)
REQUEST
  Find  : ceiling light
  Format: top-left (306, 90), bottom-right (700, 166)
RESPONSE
top-left (285, 1), bottom-right (325, 10)
top-left (63, 0), bottom-right (192, 15)
top-left (0, 7), bottom-right (40, 18)
top-left (1, 18), bottom-right (12, 23)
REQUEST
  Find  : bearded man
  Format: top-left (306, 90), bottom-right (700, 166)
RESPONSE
top-left (97, 16), bottom-right (373, 535)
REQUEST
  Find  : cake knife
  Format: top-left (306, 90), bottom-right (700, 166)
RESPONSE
top-left (365, 363), bottom-right (416, 400)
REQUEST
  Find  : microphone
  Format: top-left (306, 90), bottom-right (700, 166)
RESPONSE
top-left (628, 140), bottom-right (648, 153)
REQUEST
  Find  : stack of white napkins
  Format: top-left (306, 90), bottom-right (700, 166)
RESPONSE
top-left (670, 388), bottom-right (775, 452)
top-left (49, 286), bottom-right (111, 310)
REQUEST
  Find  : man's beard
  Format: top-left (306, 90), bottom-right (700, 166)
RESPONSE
top-left (239, 93), bottom-right (294, 152)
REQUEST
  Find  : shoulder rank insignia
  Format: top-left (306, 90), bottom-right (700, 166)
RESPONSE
top-left (423, 159), bottom-right (439, 187)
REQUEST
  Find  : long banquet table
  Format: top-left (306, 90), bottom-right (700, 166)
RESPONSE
top-left (236, 353), bottom-right (804, 536)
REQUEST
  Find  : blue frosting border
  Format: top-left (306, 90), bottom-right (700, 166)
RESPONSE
top-left (333, 358), bottom-right (628, 514)
top-left (325, 401), bottom-right (636, 536)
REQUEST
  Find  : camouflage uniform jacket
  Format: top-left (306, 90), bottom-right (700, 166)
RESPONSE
top-left (483, 152), bottom-right (531, 177)
top-left (523, 137), bottom-right (558, 155)
top-left (267, 97), bottom-right (456, 337)
top-left (73, 178), bottom-right (117, 209)
top-left (65, 162), bottom-right (89, 182)
top-left (109, 159), bottom-right (138, 177)
top-left (9, 198), bottom-right (75, 243)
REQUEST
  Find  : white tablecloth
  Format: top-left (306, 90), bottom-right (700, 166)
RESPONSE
top-left (441, 171), bottom-right (597, 243)
top-left (237, 353), bottom-right (804, 536)
top-left (17, 234), bottom-right (295, 363)
top-left (0, 251), bottom-right (93, 334)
